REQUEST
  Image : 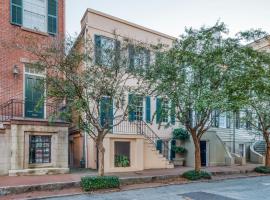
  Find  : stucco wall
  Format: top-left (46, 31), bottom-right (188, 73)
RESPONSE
top-left (0, 121), bottom-right (69, 176)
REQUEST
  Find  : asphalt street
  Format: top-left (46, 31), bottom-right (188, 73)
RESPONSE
top-left (45, 176), bottom-right (270, 200)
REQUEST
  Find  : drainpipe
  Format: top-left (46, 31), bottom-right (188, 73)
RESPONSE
top-left (83, 25), bottom-right (89, 168)
top-left (233, 111), bottom-right (236, 154)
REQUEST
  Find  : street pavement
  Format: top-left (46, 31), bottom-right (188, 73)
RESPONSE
top-left (44, 176), bottom-right (270, 200)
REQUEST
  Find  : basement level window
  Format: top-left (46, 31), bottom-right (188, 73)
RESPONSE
top-left (29, 135), bottom-right (51, 164)
top-left (114, 141), bottom-right (130, 167)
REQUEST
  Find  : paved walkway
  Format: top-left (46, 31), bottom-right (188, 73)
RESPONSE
top-left (0, 164), bottom-right (259, 188)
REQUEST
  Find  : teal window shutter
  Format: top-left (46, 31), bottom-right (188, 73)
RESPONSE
top-left (100, 97), bottom-right (113, 128)
top-left (156, 139), bottom-right (162, 154)
top-left (156, 98), bottom-right (161, 123)
top-left (128, 44), bottom-right (135, 70)
top-left (95, 35), bottom-right (101, 65)
top-left (48, 0), bottom-right (58, 34)
top-left (145, 50), bottom-right (150, 68)
top-left (10, 0), bottom-right (22, 25)
top-left (128, 94), bottom-right (135, 122)
top-left (145, 96), bottom-right (151, 123)
top-left (170, 101), bottom-right (176, 125)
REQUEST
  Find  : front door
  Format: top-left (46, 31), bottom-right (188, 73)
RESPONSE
top-left (200, 141), bottom-right (207, 166)
top-left (25, 74), bottom-right (44, 118)
top-left (170, 139), bottom-right (176, 160)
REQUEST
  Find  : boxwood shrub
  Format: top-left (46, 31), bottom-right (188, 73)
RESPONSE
top-left (173, 128), bottom-right (190, 141)
top-left (182, 170), bottom-right (212, 180)
top-left (255, 166), bottom-right (270, 174)
top-left (81, 176), bottom-right (120, 191)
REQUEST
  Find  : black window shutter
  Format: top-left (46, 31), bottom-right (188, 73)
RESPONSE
top-left (10, 0), bottom-right (22, 25)
top-left (48, 0), bottom-right (58, 34)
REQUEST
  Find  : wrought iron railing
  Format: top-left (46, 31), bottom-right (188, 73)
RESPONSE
top-left (113, 119), bottom-right (170, 160)
top-left (0, 99), bottom-right (66, 122)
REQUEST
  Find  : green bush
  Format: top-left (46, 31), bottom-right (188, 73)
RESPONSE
top-left (173, 128), bottom-right (190, 141)
top-left (115, 155), bottom-right (130, 167)
top-left (182, 170), bottom-right (212, 180)
top-left (81, 176), bottom-right (120, 191)
top-left (172, 146), bottom-right (187, 154)
top-left (255, 166), bottom-right (270, 174)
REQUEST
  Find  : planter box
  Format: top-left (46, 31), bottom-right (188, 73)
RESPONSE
top-left (173, 158), bottom-right (185, 166)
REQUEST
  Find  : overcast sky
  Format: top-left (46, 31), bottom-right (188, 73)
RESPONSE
top-left (66, 0), bottom-right (270, 38)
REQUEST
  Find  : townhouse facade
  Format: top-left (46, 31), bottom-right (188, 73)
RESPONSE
top-left (0, 0), bottom-right (69, 176)
top-left (69, 9), bottom-right (261, 173)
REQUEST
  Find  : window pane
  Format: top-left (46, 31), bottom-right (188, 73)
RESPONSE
top-left (23, 0), bottom-right (47, 32)
top-left (29, 135), bottom-right (51, 164)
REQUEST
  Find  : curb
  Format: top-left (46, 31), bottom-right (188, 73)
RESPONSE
top-left (0, 168), bottom-right (257, 197)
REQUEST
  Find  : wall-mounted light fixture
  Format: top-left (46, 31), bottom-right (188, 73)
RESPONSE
top-left (13, 65), bottom-right (20, 78)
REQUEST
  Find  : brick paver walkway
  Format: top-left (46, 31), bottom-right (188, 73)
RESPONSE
top-left (0, 164), bottom-right (260, 188)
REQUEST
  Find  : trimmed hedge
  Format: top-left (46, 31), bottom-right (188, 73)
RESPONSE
top-left (81, 176), bottom-right (120, 191)
top-left (173, 128), bottom-right (190, 141)
top-left (255, 166), bottom-right (270, 174)
top-left (182, 170), bottom-right (212, 180)
top-left (172, 146), bottom-right (187, 154)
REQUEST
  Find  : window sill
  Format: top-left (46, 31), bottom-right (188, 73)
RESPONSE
top-left (21, 27), bottom-right (50, 37)
top-left (28, 163), bottom-right (53, 168)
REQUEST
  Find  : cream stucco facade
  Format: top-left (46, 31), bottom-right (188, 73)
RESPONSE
top-left (69, 8), bottom-right (260, 173)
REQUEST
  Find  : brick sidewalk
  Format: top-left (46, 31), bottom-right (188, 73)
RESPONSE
top-left (0, 164), bottom-right (259, 188)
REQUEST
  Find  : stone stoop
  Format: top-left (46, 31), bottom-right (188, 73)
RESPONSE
top-left (144, 140), bottom-right (174, 169)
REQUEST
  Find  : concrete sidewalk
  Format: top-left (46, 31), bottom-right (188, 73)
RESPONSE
top-left (0, 164), bottom-right (260, 196)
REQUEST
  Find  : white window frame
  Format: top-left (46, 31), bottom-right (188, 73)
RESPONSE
top-left (22, 0), bottom-right (48, 33)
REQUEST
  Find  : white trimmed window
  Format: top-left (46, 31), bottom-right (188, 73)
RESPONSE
top-left (23, 0), bottom-right (47, 32)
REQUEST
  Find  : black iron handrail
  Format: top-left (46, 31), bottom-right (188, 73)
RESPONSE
top-left (0, 99), bottom-right (65, 122)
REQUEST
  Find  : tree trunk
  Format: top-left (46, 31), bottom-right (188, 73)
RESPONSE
top-left (265, 142), bottom-right (270, 168)
top-left (191, 130), bottom-right (201, 172)
top-left (97, 138), bottom-right (105, 176)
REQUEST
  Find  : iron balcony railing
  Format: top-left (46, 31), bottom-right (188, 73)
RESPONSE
top-left (0, 99), bottom-right (66, 122)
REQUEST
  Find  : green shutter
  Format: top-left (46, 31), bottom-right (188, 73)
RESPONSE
top-left (48, 0), bottom-right (58, 34)
top-left (10, 0), bottom-right (22, 25)
top-left (145, 50), bottom-right (150, 68)
top-left (170, 101), bottom-right (176, 125)
top-left (114, 40), bottom-right (120, 67)
top-left (156, 98), bottom-right (161, 123)
top-left (128, 94), bottom-right (135, 122)
top-left (145, 96), bottom-right (151, 123)
top-left (128, 44), bottom-right (135, 70)
top-left (156, 139), bottom-right (163, 154)
top-left (95, 35), bottom-right (101, 65)
top-left (100, 97), bottom-right (113, 128)
top-left (170, 139), bottom-right (176, 160)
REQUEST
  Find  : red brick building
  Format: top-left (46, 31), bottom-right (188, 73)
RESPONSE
top-left (0, 0), bottom-right (69, 176)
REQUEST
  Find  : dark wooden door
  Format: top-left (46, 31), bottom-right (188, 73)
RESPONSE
top-left (200, 141), bottom-right (207, 166)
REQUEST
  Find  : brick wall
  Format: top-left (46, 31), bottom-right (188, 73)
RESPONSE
top-left (0, 0), bottom-right (65, 105)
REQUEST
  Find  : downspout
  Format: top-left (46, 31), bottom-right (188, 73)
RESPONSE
top-left (83, 25), bottom-right (89, 168)
top-left (233, 112), bottom-right (236, 153)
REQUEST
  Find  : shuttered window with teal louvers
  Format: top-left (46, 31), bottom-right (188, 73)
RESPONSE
top-left (170, 101), bottom-right (176, 125)
top-left (10, 0), bottom-right (22, 25)
top-left (128, 94), bottom-right (135, 122)
top-left (145, 96), bottom-right (151, 123)
top-left (156, 98), bottom-right (162, 123)
top-left (48, 0), bottom-right (58, 35)
top-left (100, 97), bottom-right (114, 129)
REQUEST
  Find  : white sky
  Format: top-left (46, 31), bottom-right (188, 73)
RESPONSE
top-left (66, 0), bottom-right (270, 38)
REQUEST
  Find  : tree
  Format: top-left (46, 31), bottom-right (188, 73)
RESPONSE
top-left (227, 32), bottom-right (270, 167)
top-left (148, 22), bottom-right (249, 172)
top-left (14, 33), bottom-right (151, 176)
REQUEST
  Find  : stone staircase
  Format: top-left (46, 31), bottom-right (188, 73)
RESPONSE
top-left (254, 141), bottom-right (266, 155)
top-left (144, 139), bottom-right (174, 169)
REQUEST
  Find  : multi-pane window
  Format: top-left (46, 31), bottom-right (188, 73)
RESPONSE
top-left (95, 35), bottom-right (118, 67)
top-left (219, 112), bottom-right (226, 128)
top-left (133, 95), bottom-right (144, 121)
top-left (29, 135), bottom-right (51, 164)
top-left (10, 0), bottom-right (58, 34)
top-left (161, 99), bottom-right (169, 123)
top-left (23, 0), bottom-right (47, 32)
top-left (129, 46), bottom-right (150, 69)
